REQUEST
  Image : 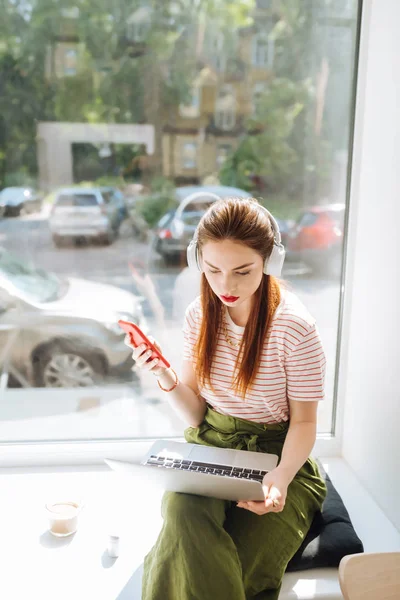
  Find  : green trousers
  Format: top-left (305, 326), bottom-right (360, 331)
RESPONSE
top-left (142, 405), bottom-right (327, 600)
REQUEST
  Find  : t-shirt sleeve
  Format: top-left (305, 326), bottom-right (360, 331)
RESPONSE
top-left (285, 324), bottom-right (326, 402)
top-left (182, 302), bottom-right (199, 362)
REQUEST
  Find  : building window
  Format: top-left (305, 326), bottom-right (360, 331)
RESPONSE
top-left (252, 82), bottom-right (268, 113)
top-left (216, 144), bottom-right (231, 168)
top-left (252, 33), bottom-right (273, 68)
top-left (61, 7), bottom-right (80, 19)
top-left (182, 142), bottom-right (197, 169)
top-left (211, 32), bottom-right (226, 72)
top-left (64, 48), bottom-right (78, 76)
top-left (179, 87), bottom-right (201, 118)
top-left (215, 84), bottom-right (236, 131)
top-left (127, 6), bottom-right (151, 43)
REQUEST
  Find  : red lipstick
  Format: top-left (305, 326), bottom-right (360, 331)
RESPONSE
top-left (221, 295), bottom-right (239, 303)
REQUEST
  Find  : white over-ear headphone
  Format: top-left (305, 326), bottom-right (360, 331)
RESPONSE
top-left (186, 198), bottom-right (285, 277)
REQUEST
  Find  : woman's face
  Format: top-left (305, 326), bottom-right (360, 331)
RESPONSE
top-left (201, 240), bottom-right (264, 309)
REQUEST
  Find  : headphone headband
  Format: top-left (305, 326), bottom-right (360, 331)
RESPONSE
top-left (186, 197), bottom-right (286, 276)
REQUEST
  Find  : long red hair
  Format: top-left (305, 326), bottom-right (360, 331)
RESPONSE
top-left (193, 197), bottom-right (281, 397)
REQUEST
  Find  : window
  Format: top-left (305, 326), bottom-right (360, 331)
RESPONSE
top-left (252, 82), bottom-right (268, 113)
top-left (61, 7), bottom-right (80, 19)
top-left (0, 0), bottom-right (361, 454)
top-left (181, 142), bottom-right (197, 169)
top-left (298, 212), bottom-right (318, 227)
top-left (211, 32), bottom-right (227, 72)
top-left (179, 87), bottom-right (201, 118)
top-left (216, 144), bottom-right (232, 168)
top-left (252, 33), bottom-right (273, 68)
top-left (55, 193), bottom-right (98, 207)
top-left (127, 6), bottom-right (152, 43)
top-left (64, 48), bottom-right (78, 76)
top-left (215, 84), bottom-right (236, 130)
top-left (101, 191), bottom-right (113, 204)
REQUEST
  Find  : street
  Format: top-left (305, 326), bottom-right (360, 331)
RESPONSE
top-left (0, 211), bottom-right (342, 435)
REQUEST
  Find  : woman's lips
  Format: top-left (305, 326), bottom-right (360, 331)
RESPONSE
top-left (221, 295), bottom-right (239, 303)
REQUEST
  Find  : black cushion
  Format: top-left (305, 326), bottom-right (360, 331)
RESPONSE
top-left (286, 461), bottom-right (364, 572)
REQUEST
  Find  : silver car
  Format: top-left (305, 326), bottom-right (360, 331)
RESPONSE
top-left (49, 187), bottom-right (124, 246)
top-left (0, 248), bottom-right (145, 389)
top-left (153, 185), bottom-right (252, 264)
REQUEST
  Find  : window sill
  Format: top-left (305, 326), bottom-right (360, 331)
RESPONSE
top-left (0, 458), bottom-right (398, 600)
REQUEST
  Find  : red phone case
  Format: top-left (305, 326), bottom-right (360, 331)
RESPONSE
top-left (118, 320), bottom-right (170, 368)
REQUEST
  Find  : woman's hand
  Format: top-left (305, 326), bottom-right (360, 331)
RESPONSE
top-left (236, 467), bottom-right (291, 515)
top-left (124, 334), bottom-right (167, 377)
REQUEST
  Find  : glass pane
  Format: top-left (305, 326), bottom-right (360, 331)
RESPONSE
top-left (0, 0), bottom-right (361, 442)
top-left (55, 194), bottom-right (98, 207)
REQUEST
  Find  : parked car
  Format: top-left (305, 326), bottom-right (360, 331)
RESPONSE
top-left (287, 203), bottom-right (345, 275)
top-left (49, 187), bottom-right (125, 247)
top-left (153, 185), bottom-right (252, 264)
top-left (0, 248), bottom-right (145, 389)
top-left (0, 187), bottom-right (43, 217)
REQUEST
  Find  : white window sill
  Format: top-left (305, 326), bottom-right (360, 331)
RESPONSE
top-left (0, 458), bottom-right (399, 600)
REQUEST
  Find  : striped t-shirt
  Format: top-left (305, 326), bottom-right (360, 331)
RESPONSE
top-left (183, 290), bottom-right (326, 424)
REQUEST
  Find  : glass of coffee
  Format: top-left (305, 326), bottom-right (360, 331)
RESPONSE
top-left (45, 501), bottom-right (84, 537)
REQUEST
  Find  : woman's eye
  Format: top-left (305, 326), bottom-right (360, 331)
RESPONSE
top-left (236, 271), bottom-right (250, 276)
top-left (209, 270), bottom-right (220, 274)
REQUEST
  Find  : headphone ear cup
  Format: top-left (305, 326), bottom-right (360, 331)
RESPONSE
top-left (187, 239), bottom-right (202, 271)
top-left (264, 244), bottom-right (285, 276)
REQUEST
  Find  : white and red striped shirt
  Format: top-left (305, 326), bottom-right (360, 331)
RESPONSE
top-left (183, 290), bottom-right (326, 424)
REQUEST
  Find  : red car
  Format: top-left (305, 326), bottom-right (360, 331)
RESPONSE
top-left (287, 204), bottom-right (345, 276)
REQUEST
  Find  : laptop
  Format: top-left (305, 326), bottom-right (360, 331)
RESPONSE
top-left (105, 439), bottom-right (278, 502)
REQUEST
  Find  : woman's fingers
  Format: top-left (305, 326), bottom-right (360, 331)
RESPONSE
top-left (124, 335), bottom-right (166, 375)
top-left (135, 348), bottom-right (154, 367)
top-left (147, 335), bottom-right (162, 354)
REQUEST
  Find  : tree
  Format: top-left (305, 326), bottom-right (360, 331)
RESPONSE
top-left (0, 0), bottom-right (256, 187)
top-left (270, 0), bottom-right (357, 199)
top-left (219, 0), bottom-right (357, 202)
top-left (220, 77), bottom-right (309, 193)
top-left (0, 1), bottom-right (54, 186)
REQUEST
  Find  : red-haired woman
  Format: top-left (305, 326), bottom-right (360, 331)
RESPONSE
top-left (126, 197), bottom-right (327, 600)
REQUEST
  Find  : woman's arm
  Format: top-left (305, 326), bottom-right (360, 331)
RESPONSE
top-left (157, 360), bottom-right (206, 428)
top-left (236, 400), bottom-right (319, 515)
top-left (275, 400), bottom-right (318, 483)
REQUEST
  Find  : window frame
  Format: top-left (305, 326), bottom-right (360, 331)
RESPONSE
top-left (0, 0), bottom-right (365, 467)
top-left (179, 87), bottom-right (202, 119)
top-left (252, 81), bottom-right (268, 113)
top-left (252, 32), bottom-right (273, 68)
top-left (181, 141), bottom-right (198, 169)
top-left (215, 84), bottom-right (237, 131)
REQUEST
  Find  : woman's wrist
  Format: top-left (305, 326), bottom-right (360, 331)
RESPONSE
top-left (274, 464), bottom-right (295, 484)
top-left (156, 367), bottom-right (179, 393)
top-left (155, 367), bottom-right (173, 383)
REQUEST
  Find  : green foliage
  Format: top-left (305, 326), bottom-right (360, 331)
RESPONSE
top-left (92, 175), bottom-right (124, 188)
top-left (3, 171), bottom-right (38, 189)
top-left (220, 77), bottom-right (310, 192)
top-left (149, 175), bottom-right (176, 194)
top-left (134, 192), bottom-right (178, 228)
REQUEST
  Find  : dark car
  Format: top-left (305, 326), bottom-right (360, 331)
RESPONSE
top-left (0, 187), bottom-right (43, 217)
top-left (153, 185), bottom-right (252, 264)
top-left (287, 203), bottom-right (345, 276)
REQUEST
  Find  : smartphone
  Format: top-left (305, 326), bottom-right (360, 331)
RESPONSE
top-left (118, 320), bottom-right (170, 369)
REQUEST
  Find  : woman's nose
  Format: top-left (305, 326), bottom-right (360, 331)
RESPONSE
top-left (221, 274), bottom-right (236, 293)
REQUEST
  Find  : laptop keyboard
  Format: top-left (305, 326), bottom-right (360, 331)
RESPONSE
top-left (144, 455), bottom-right (268, 484)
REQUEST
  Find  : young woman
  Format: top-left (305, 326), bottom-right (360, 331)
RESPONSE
top-left (126, 197), bottom-right (327, 600)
